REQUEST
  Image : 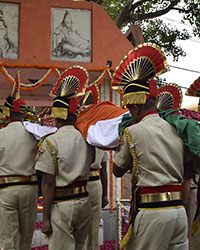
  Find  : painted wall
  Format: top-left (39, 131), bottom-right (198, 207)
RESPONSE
top-left (0, 0), bottom-right (134, 68)
top-left (0, 0), bottom-right (144, 105)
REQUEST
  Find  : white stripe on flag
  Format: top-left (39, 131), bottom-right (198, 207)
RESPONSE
top-left (87, 111), bottom-right (130, 148)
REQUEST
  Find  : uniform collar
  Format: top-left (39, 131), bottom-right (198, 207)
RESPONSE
top-left (8, 120), bottom-right (23, 124)
top-left (139, 110), bottom-right (157, 122)
top-left (58, 124), bottom-right (75, 131)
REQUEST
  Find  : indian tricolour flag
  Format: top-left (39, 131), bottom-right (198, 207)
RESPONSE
top-left (75, 101), bottom-right (130, 149)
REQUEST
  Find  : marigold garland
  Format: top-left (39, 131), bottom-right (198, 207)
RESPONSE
top-left (0, 66), bottom-right (54, 91)
top-left (121, 177), bottom-right (123, 199)
top-left (0, 66), bottom-right (15, 85)
top-left (96, 70), bottom-right (107, 87)
top-left (37, 107), bottom-right (50, 118)
top-left (25, 107), bottom-right (50, 122)
top-left (106, 68), bottom-right (113, 81)
top-left (109, 80), bottom-right (114, 213)
top-left (110, 150), bottom-right (114, 213)
top-left (21, 69), bottom-right (53, 91)
top-left (110, 81), bottom-right (113, 102)
top-left (0, 62), bottom-right (115, 92)
top-left (116, 177), bottom-right (122, 242)
top-left (52, 68), bottom-right (61, 78)
top-left (98, 84), bottom-right (101, 101)
top-left (0, 62), bottom-right (115, 72)
top-left (103, 80), bottom-right (107, 101)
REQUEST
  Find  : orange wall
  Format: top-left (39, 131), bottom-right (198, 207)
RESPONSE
top-left (0, 0), bottom-right (133, 68)
top-left (0, 0), bottom-right (138, 105)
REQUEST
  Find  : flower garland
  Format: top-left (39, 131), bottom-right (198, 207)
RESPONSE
top-left (121, 177), bottom-right (123, 199)
top-left (52, 68), bottom-right (61, 78)
top-left (103, 80), bottom-right (107, 101)
top-left (0, 66), bottom-right (54, 91)
top-left (116, 178), bottom-right (122, 242)
top-left (0, 61), bottom-right (115, 71)
top-left (110, 150), bottom-right (114, 213)
top-left (109, 79), bottom-right (114, 213)
top-left (115, 177), bottom-right (131, 247)
top-left (98, 84), bottom-right (101, 101)
top-left (25, 107), bottom-right (51, 122)
top-left (37, 107), bottom-right (51, 118)
top-left (120, 93), bottom-right (124, 199)
top-left (21, 69), bottom-right (53, 91)
top-left (0, 62), bottom-right (115, 92)
top-left (110, 80), bottom-right (113, 103)
top-left (95, 69), bottom-right (110, 87)
top-left (0, 66), bottom-right (14, 84)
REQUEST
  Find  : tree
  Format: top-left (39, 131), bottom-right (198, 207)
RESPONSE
top-left (83, 0), bottom-right (200, 61)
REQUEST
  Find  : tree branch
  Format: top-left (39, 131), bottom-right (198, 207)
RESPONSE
top-left (172, 7), bottom-right (190, 13)
top-left (114, 2), bottom-right (132, 28)
top-left (114, 0), bottom-right (148, 27)
top-left (129, 0), bottom-right (181, 23)
top-left (86, 0), bottom-right (104, 3)
top-left (115, 0), bottom-right (181, 28)
top-left (130, 0), bottom-right (149, 12)
top-left (96, 0), bottom-right (104, 4)
top-left (172, 7), bottom-right (184, 11)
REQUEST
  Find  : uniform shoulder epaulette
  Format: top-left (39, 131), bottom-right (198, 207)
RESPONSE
top-left (37, 132), bottom-right (55, 148)
top-left (36, 134), bottom-right (58, 176)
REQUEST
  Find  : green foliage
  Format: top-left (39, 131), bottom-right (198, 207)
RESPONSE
top-left (139, 19), bottom-right (191, 61)
top-left (101, 0), bottom-right (126, 21)
top-left (154, 76), bottom-right (167, 88)
top-left (80, 0), bottom-right (200, 62)
top-left (181, 0), bottom-right (200, 36)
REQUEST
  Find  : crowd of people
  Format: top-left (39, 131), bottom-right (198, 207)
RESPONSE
top-left (0, 67), bottom-right (109, 250)
top-left (0, 43), bottom-right (199, 250)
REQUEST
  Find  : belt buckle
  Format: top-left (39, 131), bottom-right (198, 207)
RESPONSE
top-left (56, 189), bottom-right (63, 197)
top-left (21, 176), bottom-right (28, 182)
top-left (166, 192), bottom-right (172, 201)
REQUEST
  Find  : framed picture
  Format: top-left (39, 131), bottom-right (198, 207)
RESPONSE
top-left (0, 2), bottom-right (19, 59)
top-left (51, 7), bottom-right (91, 63)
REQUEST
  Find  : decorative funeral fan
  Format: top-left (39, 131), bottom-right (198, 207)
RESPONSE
top-left (112, 42), bottom-right (169, 90)
top-left (156, 83), bottom-right (183, 110)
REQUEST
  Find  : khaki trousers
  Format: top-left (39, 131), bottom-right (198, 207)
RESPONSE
top-left (126, 207), bottom-right (188, 250)
top-left (0, 185), bottom-right (38, 250)
top-left (83, 180), bottom-right (102, 250)
top-left (48, 196), bottom-right (90, 250)
top-left (185, 188), bottom-right (198, 250)
top-left (191, 217), bottom-right (200, 250)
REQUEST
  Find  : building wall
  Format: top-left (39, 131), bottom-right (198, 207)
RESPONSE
top-left (0, 0), bottom-right (142, 105)
top-left (0, 0), bottom-right (134, 68)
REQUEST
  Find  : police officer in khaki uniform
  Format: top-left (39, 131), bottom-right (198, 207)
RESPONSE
top-left (0, 84), bottom-right (38, 250)
top-left (35, 67), bottom-right (95, 250)
top-left (114, 102), bottom-right (189, 250)
top-left (112, 43), bottom-right (191, 250)
top-left (78, 82), bottom-right (109, 250)
top-left (191, 183), bottom-right (200, 250)
top-left (84, 148), bottom-right (108, 250)
top-left (183, 174), bottom-right (199, 250)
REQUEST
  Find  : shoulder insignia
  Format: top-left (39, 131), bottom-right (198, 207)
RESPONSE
top-left (35, 146), bottom-right (46, 161)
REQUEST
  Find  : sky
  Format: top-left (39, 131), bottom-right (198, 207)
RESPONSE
top-left (159, 13), bottom-right (200, 108)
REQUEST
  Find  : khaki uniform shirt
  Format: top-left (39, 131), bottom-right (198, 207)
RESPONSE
top-left (114, 113), bottom-right (185, 187)
top-left (0, 121), bottom-right (37, 176)
top-left (90, 148), bottom-right (108, 170)
top-left (35, 125), bottom-right (94, 187)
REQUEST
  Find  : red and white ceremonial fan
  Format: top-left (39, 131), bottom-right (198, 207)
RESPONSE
top-left (112, 42), bottom-right (169, 90)
top-left (50, 65), bottom-right (89, 98)
top-left (156, 83), bottom-right (183, 110)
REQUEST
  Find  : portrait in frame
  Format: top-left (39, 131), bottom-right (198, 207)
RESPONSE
top-left (51, 7), bottom-right (91, 63)
top-left (0, 2), bottom-right (19, 59)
